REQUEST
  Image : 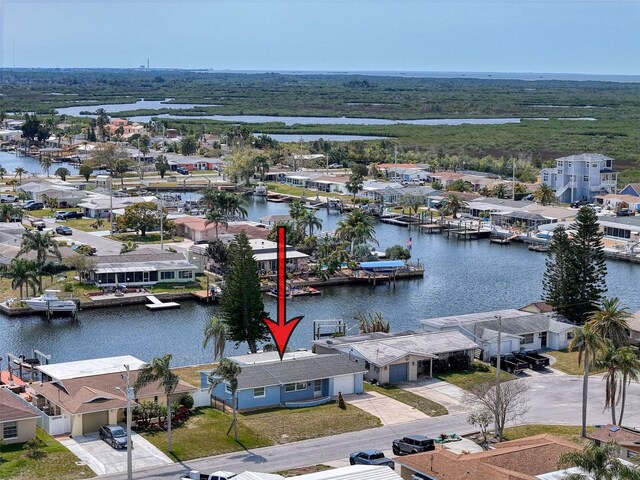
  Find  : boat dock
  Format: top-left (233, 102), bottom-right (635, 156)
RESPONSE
top-left (145, 295), bottom-right (181, 310)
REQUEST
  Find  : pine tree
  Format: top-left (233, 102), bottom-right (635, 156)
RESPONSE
top-left (569, 206), bottom-right (607, 323)
top-left (543, 225), bottom-right (574, 317)
top-left (220, 232), bottom-right (269, 352)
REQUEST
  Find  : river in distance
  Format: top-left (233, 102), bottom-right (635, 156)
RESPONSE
top-left (1, 197), bottom-right (638, 367)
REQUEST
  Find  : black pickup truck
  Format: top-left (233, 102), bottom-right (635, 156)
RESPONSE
top-left (512, 350), bottom-right (551, 370)
top-left (490, 354), bottom-right (528, 374)
top-left (392, 435), bottom-right (435, 456)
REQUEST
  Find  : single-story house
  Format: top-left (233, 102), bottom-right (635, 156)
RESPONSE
top-left (618, 183), bottom-right (640, 198)
top-left (429, 172), bottom-right (465, 188)
top-left (29, 355), bottom-right (196, 436)
top-left (395, 434), bottom-right (581, 480)
top-left (595, 193), bottom-right (640, 212)
top-left (203, 352), bottom-right (365, 411)
top-left (313, 330), bottom-right (480, 384)
top-left (589, 424), bottom-right (640, 461)
top-left (175, 217), bottom-right (270, 243)
top-left (465, 197), bottom-right (532, 219)
top-left (420, 309), bottom-right (577, 360)
top-left (166, 154), bottom-right (224, 171)
top-left (77, 194), bottom-right (158, 219)
top-left (86, 250), bottom-right (197, 287)
top-left (0, 388), bottom-right (40, 445)
top-left (305, 175), bottom-right (349, 194)
top-left (249, 238), bottom-right (309, 273)
top-left (0, 129), bottom-right (22, 142)
top-left (597, 216), bottom-right (640, 242)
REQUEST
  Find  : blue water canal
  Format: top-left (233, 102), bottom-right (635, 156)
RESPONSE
top-left (1, 197), bottom-right (638, 366)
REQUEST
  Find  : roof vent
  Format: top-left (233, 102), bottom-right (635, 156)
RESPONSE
top-left (610, 426), bottom-right (621, 432)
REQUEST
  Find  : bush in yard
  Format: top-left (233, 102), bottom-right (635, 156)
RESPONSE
top-left (24, 436), bottom-right (47, 459)
top-left (448, 352), bottom-right (472, 371)
top-left (179, 393), bottom-right (194, 409)
top-left (472, 360), bottom-right (490, 372)
top-left (338, 392), bottom-right (346, 409)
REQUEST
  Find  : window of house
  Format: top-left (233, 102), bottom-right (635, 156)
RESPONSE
top-left (284, 382), bottom-right (307, 392)
top-left (178, 270), bottom-right (192, 279)
top-left (225, 384), bottom-right (232, 394)
top-left (160, 271), bottom-right (175, 280)
top-left (253, 387), bottom-right (265, 398)
top-left (557, 169), bottom-right (562, 175)
top-left (592, 163), bottom-right (598, 168)
top-left (520, 333), bottom-right (535, 344)
top-left (566, 331), bottom-right (574, 341)
top-left (3, 422), bottom-right (17, 439)
top-left (568, 162), bottom-right (572, 167)
top-left (584, 175), bottom-right (589, 182)
top-left (364, 361), bottom-right (371, 370)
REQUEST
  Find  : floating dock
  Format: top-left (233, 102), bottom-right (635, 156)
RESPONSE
top-left (145, 295), bottom-right (180, 310)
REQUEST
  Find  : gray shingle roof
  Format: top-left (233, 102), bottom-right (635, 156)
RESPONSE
top-left (469, 313), bottom-right (574, 339)
top-left (209, 354), bottom-right (366, 390)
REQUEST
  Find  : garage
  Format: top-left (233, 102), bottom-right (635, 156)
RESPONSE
top-left (82, 411), bottom-right (109, 435)
top-left (333, 374), bottom-right (355, 395)
top-left (389, 363), bottom-right (408, 383)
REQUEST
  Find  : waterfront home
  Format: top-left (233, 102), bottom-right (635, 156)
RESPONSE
top-left (86, 250), bottom-right (197, 287)
top-left (19, 179), bottom-right (78, 201)
top-left (395, 434), bottom-right (581, 480)
top-left (29, 355), bottom-right (196, 436)
top-left (106, 118), bottom-right (145, 138)
top-left (595, 192), bottom-right (640, 213)
top-left (0, 388), bottom-right (40, 445)
top-left (598, 215), bottom-right (640, 243)
top-left (176, 217), bottom-right (270, 243)
top-left (540, 153), bottom-right (618, 203)
top-left (464, 197), bottom-right (532, 219)
top-left (420, 309), bottom-right (576, 360)
top-left (77, 194), bottom-right (158, 219)
top-left (203, 352), bottom-right (365, 411)
top-left (589, 424), bottom-right (640, 460)
top-left (166, 154), bottom-right (225, 172)
top-left (429, 172), bottom-right (465, 188)
top-left (305, 174), bottom-right (349, 194)
top-left (313, 330), bottom-right (479, 384)
top-left (365, 185), bottom-right (436, 205)
top-left (248, 238), bottom-right (309, 273)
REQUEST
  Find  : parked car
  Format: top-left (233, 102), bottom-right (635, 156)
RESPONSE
top-left (181, 471), bottom-right (235, 480)
top-left (30, 219), bottom-right (46, 230)
top-left (55, 225), bottom-right (73, 235)
top-left (98, 425), bottom-right (130, 449)
top-left (570, 199), bottom-right (588, 209)
top-left (23, 202), bottom-right (44, 211)
top-left (392, 435), bottom-right (435, 456)
top-left (329, 163), bottom-right (342, 169)
top-left (60, 210), bottom-right (84, 220)
top-left (54, 211), bottom-right (68, 220)
top-left (490, 354), bottom-right (528, 374)
top-left (512, 350), bottom-right (551, 370)
top-left (349, 450), bottom-right (395, 469)
top-left (617, 208), bottom-right (634, 217)
top-left (176, 167), bottom-right (190, 175)
top-left (0, 194), bottom-right (18, 203)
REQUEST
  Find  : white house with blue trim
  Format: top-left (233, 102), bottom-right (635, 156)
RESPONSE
top-left (202, 352), bottom-right (365, 411)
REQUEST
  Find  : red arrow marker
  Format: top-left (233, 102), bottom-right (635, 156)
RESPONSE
top-left (263, 226), bottom-right (304, 360)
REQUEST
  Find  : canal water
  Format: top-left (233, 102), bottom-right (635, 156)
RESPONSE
top-left (1, 197), bottom-right (638, 367)
top-left (0, 151), bottom-right (80, 176)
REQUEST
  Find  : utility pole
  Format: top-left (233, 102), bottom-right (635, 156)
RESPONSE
top-left (512, 161), bottom-right (516, 201)
top-left (109, 180), bottom-right (113, 235)
top-left (116, 365), bottom-right (134, 480)
top-left (494, 315), bottom-right (502, 438)
top-left (159, 197), bottom-right (164, 251)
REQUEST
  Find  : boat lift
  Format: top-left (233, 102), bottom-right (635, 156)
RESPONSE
top-left (7, 350), bottom-right (51, 382)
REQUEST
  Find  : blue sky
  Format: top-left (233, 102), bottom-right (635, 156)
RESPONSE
top-left (2, 0), bottom-right (639, 74)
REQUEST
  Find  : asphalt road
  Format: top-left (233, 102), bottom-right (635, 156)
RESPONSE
top-left (43, 219), bottom-right (123, 255)
top-left (100, 373), bottom-right (640, 480)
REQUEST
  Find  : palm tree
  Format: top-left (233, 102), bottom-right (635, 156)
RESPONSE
top-left (134, 354), bottom-right (179, 452)
top-left (155, 154), bottom-right (169, 179)
top-left (17, 230), bottom-right (62, 293)
top-left (568, 324), bottom-right (603, 437)
top-left (255, 155), bottom-right (270, 181)
top-left (205, 209), bottom-right (228, 239)
top-left (222, 194), bottom-right (248, 220)
top-left (336, 209), bottom-right (377, 252)
top-left (114, 158), bottom-right (130, 188)
top-left (208, 358), bottom-right (242, 441)
top-left (120, 241), bottom-right (138, 254)
top-left (587, 297), bottom-right (632, 347)
top-left (54, 167), bottom-right (71, 181)
top-left (614, 346), bottom-right (640, 425)
top-left (298, 208), bottom-right (323, 237)
top-left (203, 316), bottom-right (228, 362)
top-left (492, 183), bottom-right (508, 198)
top-left (442, 193), bottom-right (468, 219)
top-left (0, 166), bottom-right (6, 178)
top-left (534, 183), bottom-right (556, 206)
top-left (559, 441), bottom-right (627, 480)
top-left (40, 156), bottom-right (52, 177)
top-left (345, 173), bottom-right (364, 203)
top-left (595, 340), bottom-right (621, 425)
top-left (7, 258), bottom-right (38, 300)
top-left (14, 167), bottom-right (27, 185)
top-left (0, 204), bottom-right (21, 222)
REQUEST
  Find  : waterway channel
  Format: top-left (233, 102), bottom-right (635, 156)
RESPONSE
top-left (1, 197), bottom-right (638, 367)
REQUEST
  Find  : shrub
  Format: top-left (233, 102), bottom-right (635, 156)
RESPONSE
top-left (24, 436), bottom-right (47, 459)
top-left (63, 283), bottom-right (74, 292)
top-left (472, 360), bottom-right (491, 372)
top-left (448, 352), bottom-right (472, 371)
top-left (179, 393), bottom-right (194, 410)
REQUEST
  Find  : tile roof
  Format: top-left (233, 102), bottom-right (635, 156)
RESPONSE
top-left (207, 354), bottom-right (366, 390)
top-left (30, 370), bottom-right (196, 415)
top-left (395, 434), bottom-right (581, 480)
top-left (0, 388), bottom-right (40, 423)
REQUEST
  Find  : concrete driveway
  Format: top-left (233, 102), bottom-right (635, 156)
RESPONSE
top-left (59, 431), bottom-right (173, 475)
top-left (397, 378), bottom-right (470, 415)
top-left (344, 391), bottom-right (429, 425)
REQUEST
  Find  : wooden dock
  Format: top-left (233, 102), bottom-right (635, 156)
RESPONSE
top-left (417, 223), bottom-right (443, 233)
top-left (145, 295), bottom-right (181, 310)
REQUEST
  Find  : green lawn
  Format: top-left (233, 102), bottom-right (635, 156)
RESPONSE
top-left (435, 366), bottom-right (514, 392)
top-left (0, 428), bottom-right (94, 480)
top-left (146, 274), bottom-right (208, 293)
top-left (265, 182), bottom-right (348, 200)
top-left (364, 383), bottom-right (448, 417)
top-left (502, 424), bottom-right (595, 445)
top-left (172, 363), bottom-right (216, 388)
top-left (143, 402), bottom-right (381, 460)
top-left (106, 233), bottom-right (184, 243)
top-left (545, 350), bottom-right (604, 376)
top-left (61, 218), bottom-right (102, 232)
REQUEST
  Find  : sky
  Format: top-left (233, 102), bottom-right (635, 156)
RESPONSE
top-left (1, 0), bottom-right (639, 75)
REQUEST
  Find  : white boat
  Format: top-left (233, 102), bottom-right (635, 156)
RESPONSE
top-left (25, 290), bottom-right (78, 313)
top-left (254, 183), bottom-right (268, 196)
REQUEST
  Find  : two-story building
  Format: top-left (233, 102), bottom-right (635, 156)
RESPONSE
top-left (539, 153), bottom-right (618, 204)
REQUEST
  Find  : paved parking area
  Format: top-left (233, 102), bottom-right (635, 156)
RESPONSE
top-left (344, 391), bottom-right (429, 425)
top-left (59, 431), bottom-right (173, 475)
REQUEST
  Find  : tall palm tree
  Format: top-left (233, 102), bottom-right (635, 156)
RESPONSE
top-left (134, 354), bottom-right (179, 452)
top-left (492, 183), bottom-right (508, 199)
top-left (54, 167), bottom-right (71, 181)
top-left (614, 346), bottom-right (640, 425)
top-left (594, 340), bottom-right (621, 425)
top-left (222, 194), bottom-right (248, 220)
top-left (208, 358), bottom-right (242, 441)
top-left (255, 155), bottom-right (270, 181)
top-left (442, 193), bottom-right (468, 219)
top-left (203, 316), bottom-right (228, 362)
top-left (205, 208), bottom-right (228, 239)
top-left (559, 441), bottom-right (627, 480)
top-left (17, 230), bottom-right (62, 293)
top-left (7, 258), bottom-right (38, 300)
top-left (40, 156), bottom-right (52, 177)
top-left (568, 324), bottom-right (604, 437)
top-left (0, 166), bottom-right (7, 178)
top-left (345, 173), bottom-right (364, 203)
top-left (0, 204), bottom-right (21, 222)
top-left (298, 208), bottom-right (323, 237)
top-left (587, 297), bottom-right (632, 347)
top-left (534, 183), bottom-right (556, 206)
top-left (14, 167), bottom-right (27, 185)
top-left (336, 209), bottom-right (377, 252)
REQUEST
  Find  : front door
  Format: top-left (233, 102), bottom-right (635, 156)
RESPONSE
top-left (540, 332), bottom-right (547, 348)
top-left (314, 380), bottom-right (322, 397)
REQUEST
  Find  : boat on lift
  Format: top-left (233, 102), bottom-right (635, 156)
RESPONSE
top-left (254, 183), bottom-right (268, 196)
top-left (25, 290), bottom-right (78, 313)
